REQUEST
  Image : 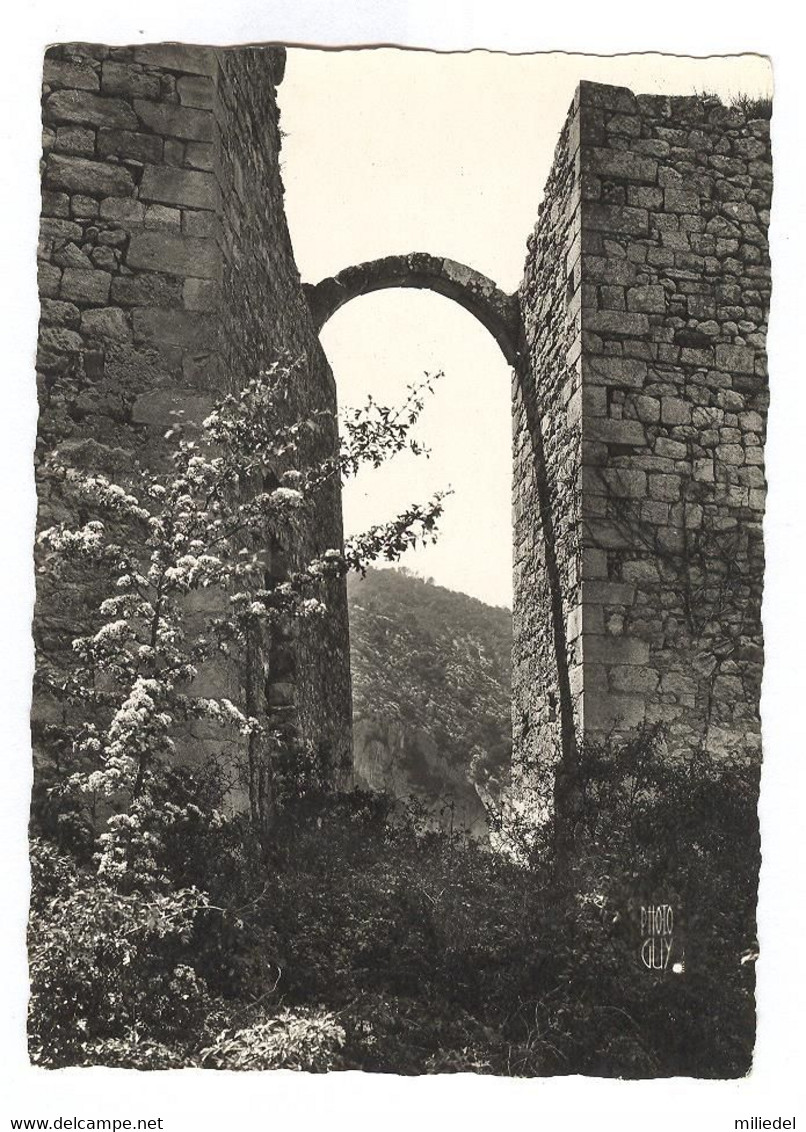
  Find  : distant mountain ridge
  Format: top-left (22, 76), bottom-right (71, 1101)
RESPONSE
top-left (346, 567), bottom-right (512, 835)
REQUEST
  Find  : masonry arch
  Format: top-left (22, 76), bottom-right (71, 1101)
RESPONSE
top-left (303, 253), bottom-right (523, 367)
top-left (305, 255), bottom-right (577, 823)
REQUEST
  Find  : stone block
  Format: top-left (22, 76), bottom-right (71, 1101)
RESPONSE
top-left (145, 204), bottom-right (182, 230)
top-left (185, 141), bottom-right (214, 171)
top-left (81, 306), bottom-right (132, 340)
top-left (566, 605), bottom-right (582, 642)
top-left (60, 267), bottom-right (111, 304)
top-left (661, 397), bottom-right (691, 425)
top-left (39, 326), bottom-right (82, 353)
top-left (627, 285), bottom-right (665, 313)
top-left (584, 355), bottom-right (647, 388)
top-left (40, 216), bottom-right (83, 241)
top-left (132, 44), bottom-right (218, 76)
top-left (71, 195), bottom-right (98, 218)
top-left (182, 209), bottom-right (218, 238)
top-left (610, 665), bottom-right (659, 693)
top-left (90, 246), bottom-right (118, 271)
top-left (584, 692), bottom-right (646, 730)
top-left (578, 81), bottom-right (637, 113)
top-left (101, 61), bottom-right (161, 100)
top-left (582, 256), bottom-right (637, 285)
top-left (40, 298), bottom-right (80, 327)
top-left (96, 127), bottom-right (163, 164)
top-left (54, 126), bottom-right (96, 155)
top-left (659, 671), bottom-right (698, 697)
top-left (583, 147), bottom-right (658, 183)
top-left (620, 560), bottom-right (659, 584)
top-left (183, 278), bottom-right (219, 312)
top-left (38, 262), bottom-right (62, 298)
top-left (132, 389), bottom-right (215, 427)
top-left (633, 395), bottom-right (660, 423)
top-left (679, 347), bottom-right (714, 366)
top-left (664, 187), bottom-right (700, 213)
top-left (43, 57), bottom-right (101, 91)
top-left (177, 74), bottom-right (214, 108)
top-left (715, 343), bottom-right (755, 374)
top-left (99, 196), bottom-right (146, 225)
top-left (182, 351), bottom-right (222, 387)
top-left (46, 89), bottom-right (139, 130)
top-left (654, 438), bottom-right (687, 459)
top-left (585, 202), bottom-right (649, 235)
top-left (139, 164), bottom-right (219, 210)
top-left (132, 306), bottom-right (216, 349)
top-left (717, 443), bottom-right (745, 466)
top-left (627, 185), bottom-right (663, 209)
top-left (134, 99), bottom-right (213, 141)
top-left (586, 309), bottom-right (649, 337)
top-left (641, 501), bottom-right (669, 525)
top-left (45, 153), bottom-right (134, 197)
top-left (127, 231), bottom-right (221, 279)
top-left (721, 200), bottom-right (757, 224)
top-left (582, 580), bottom-right (636, 606)
top-left (599, 285), bottom-right (625, 310)
top-left (52, 241), bottom-right (91, 270)
top-left (589, 418), bottom-right (646, 446)
top-left (42, 190), bottom-right (70, 218)
top-left (110, 273), bottom-right (183, 308)
top-left (648, 474), bottom-right (681, 502)
top-left (602, 468), bottom-right (648, 497)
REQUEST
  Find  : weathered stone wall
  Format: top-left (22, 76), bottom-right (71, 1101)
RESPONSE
top-left (514, 80), bottom-right (771, 785)
top-left (513, 100), bottom-right (584, 810)
top-left (35, 56), bottom-right (770, 827)
top-left (34, 42), bottom-right (352, 800)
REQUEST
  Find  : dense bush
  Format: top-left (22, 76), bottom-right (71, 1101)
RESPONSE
top-left (29, 731), bottom-right (759, 1075)
top-left (28, 361), bottom-right (759, 1075)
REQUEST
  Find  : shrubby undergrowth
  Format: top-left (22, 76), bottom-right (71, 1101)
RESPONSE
top-left (29, 739), bottom-right (759, 1075)
top-left (29, 359), bottom-right (759, 1076)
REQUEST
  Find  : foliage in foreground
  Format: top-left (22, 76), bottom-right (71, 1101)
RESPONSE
top-left (29, 356), bottom-right (759, 1076)
top-left (29, 730), bottom-right (760, 1076)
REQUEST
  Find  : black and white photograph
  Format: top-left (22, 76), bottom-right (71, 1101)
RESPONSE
top-left (2, 1), bottom-right (804, 1127)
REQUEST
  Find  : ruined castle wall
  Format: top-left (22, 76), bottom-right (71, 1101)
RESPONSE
top-left (516, 80), bottom-right (771, 776)
top-left (214, 48), bottom-right (352, 784)
top-left (577, 81), bottom-right (770, 762)
top-left (513, 95), bottom-right (584, 799)
top-left (34, 43), bottom-right (352, 795)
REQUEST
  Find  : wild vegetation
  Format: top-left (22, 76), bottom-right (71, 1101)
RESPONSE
top-left (347, 567), bottom-right (511, 829)
top-left (28, 359), bottom-right (759, 1076)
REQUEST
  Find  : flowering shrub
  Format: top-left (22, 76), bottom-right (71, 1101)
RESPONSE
top-left (30, 357), bottom-right (450, 1067)
top-left (28, 839), bottom-right (212, 1067)
top-left (199, 1009), bottom-right (346, 1071)
top-left (35, 358), bottom-right (447, 845)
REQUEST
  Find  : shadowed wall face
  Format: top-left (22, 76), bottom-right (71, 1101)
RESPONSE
top-left (515, 81), bottom-right (771, 792)
top-left (35, 43), bottom-right (352, 802)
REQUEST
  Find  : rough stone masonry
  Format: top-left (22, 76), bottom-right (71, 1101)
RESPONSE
top-left (513, 80), bottom-right (771, 812)
top-left (34, 43), bottom-right (352, 804)
top-left (34, 49), bottom-right (771, 822)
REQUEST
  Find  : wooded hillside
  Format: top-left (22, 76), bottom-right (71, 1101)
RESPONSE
top-left (347, 568), bottom-right (512, 834)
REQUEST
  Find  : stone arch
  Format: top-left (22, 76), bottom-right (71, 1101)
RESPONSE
top-left (303, 253), bottom-right (523, 366)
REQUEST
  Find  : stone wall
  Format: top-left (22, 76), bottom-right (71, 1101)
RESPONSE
top-left (514, 80), bottom-right (771, 790)
top-left (512, 101), bottom-right (584, 813)
top-left (35, 55), bottom-right (771, 829)
top-left (34, 42), bottom-right (352, 803)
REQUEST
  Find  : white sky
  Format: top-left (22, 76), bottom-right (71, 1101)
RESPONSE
top-left (279, 50), bottom-right (772, 607)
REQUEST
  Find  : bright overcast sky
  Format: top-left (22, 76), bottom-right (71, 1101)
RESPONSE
top-left (279, 51), bottom-right (772, 608)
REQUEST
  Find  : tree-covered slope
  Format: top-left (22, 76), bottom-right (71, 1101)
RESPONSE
top-left (346, 568), bottom-right (512, 834)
